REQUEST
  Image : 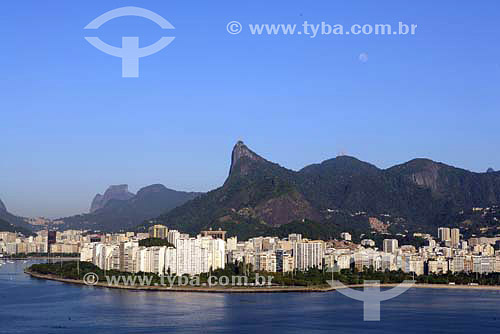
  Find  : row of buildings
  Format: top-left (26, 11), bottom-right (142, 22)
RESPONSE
top-left (79, 226), bottom-right (500, 277)
top-left (2, 226), bottom-right (500, 277)
top-left (80, 234), bottom-right (226, 276)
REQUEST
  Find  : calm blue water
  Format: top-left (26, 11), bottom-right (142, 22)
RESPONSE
top-left (1, 260), bottom-right (499, 334)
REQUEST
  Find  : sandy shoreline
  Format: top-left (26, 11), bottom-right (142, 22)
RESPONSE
top-left (24, 270), bottom-right (500, 293)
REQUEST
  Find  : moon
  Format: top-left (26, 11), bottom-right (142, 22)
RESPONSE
top-left (359, 52), bottom-right (369, 63)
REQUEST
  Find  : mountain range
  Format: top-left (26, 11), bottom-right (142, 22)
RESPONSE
top-left (59, 184), bottom-right (201, 231)
top-left (3, 141), bottom-right (499, 239)
top-left (0, 199), bottom-right (33, 235)
top-left (141, 141), bottom-right (500, 240)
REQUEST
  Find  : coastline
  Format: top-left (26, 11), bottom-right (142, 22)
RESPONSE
top-left (24, 270), bottom-right (500, 293)
top-left (24, 270), bottom-right (334, 293)
top-left (6, 257), bottom-right (80, 260)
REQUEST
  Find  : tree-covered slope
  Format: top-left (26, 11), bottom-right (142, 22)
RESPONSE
top-left (143, 141), bottom-right (500, 240)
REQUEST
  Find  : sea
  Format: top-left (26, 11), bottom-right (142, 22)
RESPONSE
top-left (1, 260), bottom-right (499, 334)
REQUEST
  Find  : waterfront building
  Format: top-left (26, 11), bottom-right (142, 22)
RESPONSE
top-left (293, 240), bottom-right (324, 270)
top-left (428, 257), bottom-right (448, 274)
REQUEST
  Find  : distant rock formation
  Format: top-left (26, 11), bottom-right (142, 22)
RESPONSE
top-left (60, 184), bottom-right (201, 231)
top-left (90, 185), bottom-right (135, 213)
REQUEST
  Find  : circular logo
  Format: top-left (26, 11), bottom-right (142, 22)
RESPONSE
top-left (227, 21), bottom-right (243, 35)
top-left (83, 272), bottom-right (99, 286)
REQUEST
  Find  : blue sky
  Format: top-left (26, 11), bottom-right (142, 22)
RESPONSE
top-left (1, 0), bottom-right (499, 218)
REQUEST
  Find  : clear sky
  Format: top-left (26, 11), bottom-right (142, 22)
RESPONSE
top-left (1, 0), bottom-right (499, 218)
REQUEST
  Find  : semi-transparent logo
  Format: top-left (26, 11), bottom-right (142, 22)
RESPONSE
top-left (328, 264), bottom-right (415, 321)
top-left (84, 7), bottom-right (175, 78)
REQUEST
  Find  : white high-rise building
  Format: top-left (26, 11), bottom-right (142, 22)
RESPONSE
top-left (80, 243), bottom-right (95, 262)
top-left (167, 230), bottom-right (180, 246)
top-left (176, 237), bottom-right (202, 276)
top-left (164, 247), bottom-right (177, 275)
top-left (293, 240), bottom-right (324, 270)
top-left (148, 247), bottom-right (166, 275)
top-left (175, 236), bottom-right (226, 276)
top-left (135, 247), bottom-right (149, 273)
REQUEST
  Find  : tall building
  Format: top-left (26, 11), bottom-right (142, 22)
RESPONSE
top-left (119, 241), bottom-right (138, 271)
top-left (450, 228), bottom-right (460, 247)
top-left (47, 230), bottom-right (57, 253)
top-left (256, 251), bottom-right (277, 272)
top-left (148, 225), bottom-right (168, 239)
top-left (383, 239), bottom-right (398, 254)
top-left (175, 236), bottom-right (225, 276)
top-left (438, 227), bottom-right (451, 242)
top-left (164, 247), bottom-right (177, 275)
top-left (293, 240), bottom-right (324, 270)
top-left (275, 250), bottom-right (294, 273)
top-left (149, 247), bottom-right (166, 275)
top-left (167, 230), bottom-right (180, 245)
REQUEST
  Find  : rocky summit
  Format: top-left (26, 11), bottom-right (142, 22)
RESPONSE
top-left (90, 184), bottom-right (135, 213)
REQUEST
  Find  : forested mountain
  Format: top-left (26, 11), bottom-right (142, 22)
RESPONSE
top-left (143, 141), bottom-right (500, 240)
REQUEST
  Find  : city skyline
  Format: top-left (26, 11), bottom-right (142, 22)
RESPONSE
top-left (4, 224), bottom-right (499, 279)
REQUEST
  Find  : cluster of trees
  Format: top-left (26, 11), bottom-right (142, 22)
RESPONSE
top-left (8, 253), bottom-right (80, 259)
top-left (417, 272), bottom-right (500, 285)
top-left (138, 238), bottom-right (175, 248)
top-left (28, 262), bottom-right (500, 287)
